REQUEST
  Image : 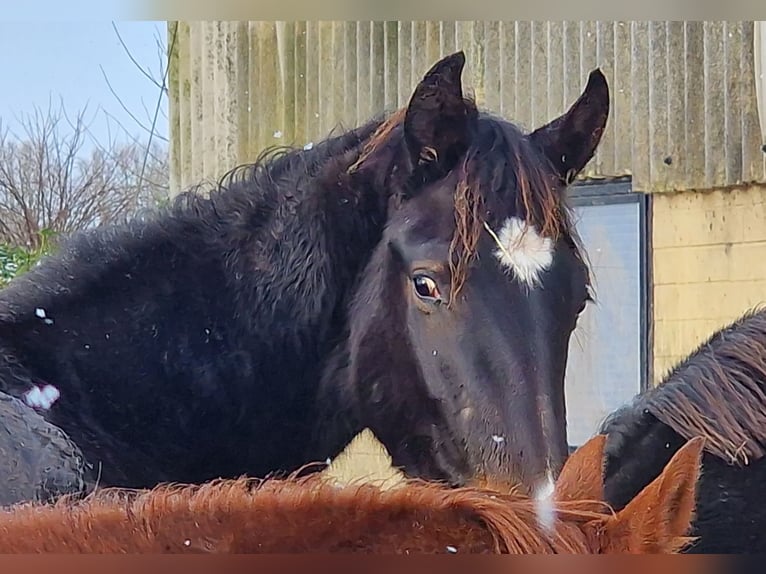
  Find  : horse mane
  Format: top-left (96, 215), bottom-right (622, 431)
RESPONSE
top-left (639, 306), bottom-right (766, 465)
top-left (346, 103), bottom-right (587, 305)
top-left (0, 475), bottom-right (611, 554)
top-left (167, 117), bottom-right (388, 221)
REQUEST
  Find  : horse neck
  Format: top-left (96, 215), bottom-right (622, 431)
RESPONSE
top-left (304, 336), bottom-right (363, 463)
top-left (601, 402), bottom-right (686, 511)
top-left (222, 134), bottom-right (390, 337)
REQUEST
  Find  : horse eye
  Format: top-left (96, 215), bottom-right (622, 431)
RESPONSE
top-left (413, 275), bottom-right (441, 301)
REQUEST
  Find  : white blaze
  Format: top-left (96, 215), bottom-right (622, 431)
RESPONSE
top-left (487, 217), bottom-right (554, 288)
top-left (533, 469), bottom-right (556, 534)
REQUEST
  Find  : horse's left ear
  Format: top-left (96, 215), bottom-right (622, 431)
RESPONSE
top-left (599, 436), bottom-right (705, 553)
top-left (403, 51), bottom-right (476, 174)
top-left (528, 68), bottom-right (610, 184)
top-left (554, 434), bottom-right (606, 502)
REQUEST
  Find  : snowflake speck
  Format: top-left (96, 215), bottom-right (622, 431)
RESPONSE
top-left (491, 434), bottom-right (505, 444)
top-left (446, 545), bottom-right (457, 553)
top-left (303, 142), bottom-right (314, 150)
top-left (44, 318), bottom-right (54, 325)
top-left (273, 130), bottom-right (283, 138)
top-left (34, 308), bottom-right (46, 318)
top-left (183, 539), bottom-right (191, 547)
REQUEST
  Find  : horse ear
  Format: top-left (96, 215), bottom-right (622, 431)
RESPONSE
top-left (403, 51), bottom-right (475, 174)
top-left (527, 68), bottom-right (610, 184)
top-left (554, 434), bottom-right (606, 502)
top-left (602, 436), bottom-right (705, 553)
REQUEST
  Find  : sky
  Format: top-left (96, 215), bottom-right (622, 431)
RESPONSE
top-left (0, 21), bottom-right (168, 150)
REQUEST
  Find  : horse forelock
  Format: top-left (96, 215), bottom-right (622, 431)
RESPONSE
top-left (645, 306), bottom-right (766, 465)
top-left (447, 125), bottom-right (584, 304)
top-left (343, 106), bottom-right (586, 306)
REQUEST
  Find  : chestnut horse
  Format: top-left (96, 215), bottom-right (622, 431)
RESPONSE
top-left (0, 434), bottom-right (704, 554)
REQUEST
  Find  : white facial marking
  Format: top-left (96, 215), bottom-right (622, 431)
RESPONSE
top-left (534, 469), bottom-right (556, 534)
top-left (487, 217), bottom-right (554, 288)
top-left (24, 384), bottom-right (61, 410)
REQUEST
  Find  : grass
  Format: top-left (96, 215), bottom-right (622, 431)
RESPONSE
top-left (0, 230), bottom-right (56, 288)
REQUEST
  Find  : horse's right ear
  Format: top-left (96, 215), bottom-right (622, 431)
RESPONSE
top-left (402, 51), bottom-right (477, 176)
top-left (527, 68), bottom-right (609, 185)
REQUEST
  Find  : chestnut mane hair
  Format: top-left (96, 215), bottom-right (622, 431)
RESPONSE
top-left (0, 435), bottom-right (705, 554)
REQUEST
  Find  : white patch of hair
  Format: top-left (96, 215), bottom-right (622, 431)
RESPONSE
top-left (486, 217), bottom-right (554, 288)
top-left (24, 384), bottom-right (60, 410)
top-left (533, 470), bottom-right (556, 534)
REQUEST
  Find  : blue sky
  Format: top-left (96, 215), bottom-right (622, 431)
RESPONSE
top-left (0, 21), bottom-right (167, 149)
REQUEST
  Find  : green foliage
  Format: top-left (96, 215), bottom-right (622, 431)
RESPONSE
top-left (0, 229), bottom-right (56, 287)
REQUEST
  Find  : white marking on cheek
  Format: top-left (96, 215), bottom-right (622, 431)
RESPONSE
top-left (534, 469), bottom-right (556, 534)
top-left (24, 384), bottom-right (60, 410)
top-left (487, 217), bottom-right (554, 288)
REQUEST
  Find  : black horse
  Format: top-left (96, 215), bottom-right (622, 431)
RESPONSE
top-left (600, 306), bottom-right (766, 553)
top-left (0, 51), bottom-right (609, 499)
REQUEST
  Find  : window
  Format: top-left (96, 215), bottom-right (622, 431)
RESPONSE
top-left (564, 179), bottom-right (651, 447)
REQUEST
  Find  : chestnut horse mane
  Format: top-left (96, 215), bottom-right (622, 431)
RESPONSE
top-left (0, 475), bottom-right (611, 554)
top-left (0, 433), bottom-right (707, 554)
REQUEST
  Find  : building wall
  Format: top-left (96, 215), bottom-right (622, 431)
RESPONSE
top-left (167, 21), bottom-right (765, 197)
top-left (652, 183), bottom-right (766, 382)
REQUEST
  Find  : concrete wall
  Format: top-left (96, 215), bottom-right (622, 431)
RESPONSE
top-left (653, 183), bottom-right (766, 381)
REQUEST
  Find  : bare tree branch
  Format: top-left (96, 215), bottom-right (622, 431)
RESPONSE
top-left (111, 22), bottom-right (167, 93)
top-left (0, 101), bottom-right (168, 249)
top-left (138, 21), bottom-right (177, 193)
top-left (98, 64), bottom-right (169, 143)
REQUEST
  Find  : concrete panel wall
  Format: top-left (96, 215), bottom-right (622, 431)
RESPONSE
top-left (653, 184), bottom-right (766, 381)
